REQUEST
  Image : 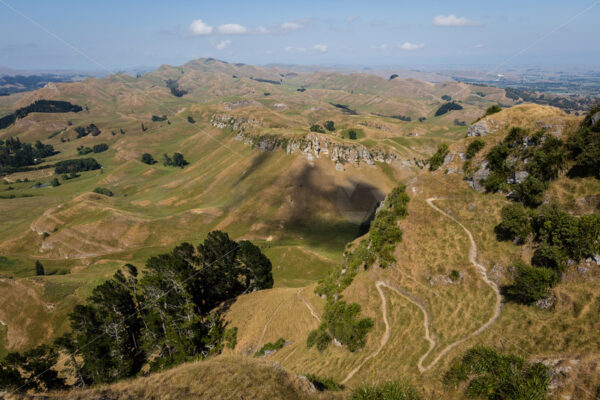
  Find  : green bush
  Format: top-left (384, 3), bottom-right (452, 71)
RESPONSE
top-left (348, 129), bottom-right (357, 140)
top-left (321, 301), bottom-right (373, 352)
top-left (310, 124), bottom-right (325, 133)
top-left (93, 143), bottom-right (108, 153)
top-left (50, 178), bottom-right (60, 187)
top-left (306, 327), bottom-right (332, 351)
top-left (449, 270), bottom-right (460, 281)
top-left (223, 327), bottom-right (237, 349)
top-left (141, 153), bottom-right (156, 165)
top-left (495, 203), bottom-right (531, 242)
top-left (352, 381), bottom-right (422, 400)
top-left (163, 152), bottom-right (188, 168)
top-left (503, 262), bottom-right (557, 304)
top-left (482, 104), bottom-right (502, 118)
top-left (531, 243), bottom-right (567, 273)
top-left (566, 104), bottom-right (600, 178)
top-left (429, 144), bottom-right (449, 171)
top-left (444, 346), bottom-right (549, 400)
top-left (305, 374), bottom-right (343, 391)
top-left (93, 187), bottom-right (114, 197)
top-left (465, 139), bottom-right (485, 159)
top-left (324, 121), bottom-right (335, 131)
top-left (514, 176), bottom-right (547, 207)
top-left (54, 158), bottom-right (101, 174)
top-left (254, 338), bottom-right (286, 357)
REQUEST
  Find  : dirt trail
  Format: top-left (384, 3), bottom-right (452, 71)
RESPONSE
top-left (296, 289), bottom-right (321, 323)
top-left (256, 301), bottom-right (284, 350)
top-left (340, 198), bottom-right (502, 383)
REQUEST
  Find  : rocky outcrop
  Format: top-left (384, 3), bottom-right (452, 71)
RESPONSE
top-left (465, 161), bottom-right (491, 191)
top-left (211, 114), bottom-right (403, 168)
top-left (235, 131), bottom-right (399, 167)
top-left (467, 119), bottom-right (491, 137)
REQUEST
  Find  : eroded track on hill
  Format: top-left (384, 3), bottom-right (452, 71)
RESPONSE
top-left (341, 197), bottom-right (502, 383)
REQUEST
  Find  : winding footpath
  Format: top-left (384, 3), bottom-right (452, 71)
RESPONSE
top-left (340, 197), bottom-right (502, 383)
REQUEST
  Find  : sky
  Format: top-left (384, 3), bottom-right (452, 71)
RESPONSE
top-left (0, 0), bottom-right (599, 71)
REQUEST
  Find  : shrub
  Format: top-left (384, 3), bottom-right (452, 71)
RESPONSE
top-left (54, 158), bottom-right (101, 174)
top-left (141, 153), bottom-right (156, 165)
top-left (77, 146), bottom-right (92, 155)
top-left (223, 327), bottom-right (237, 349)
top-left (324, 121), bottom-right (335, 131)
top-left (352, 381), bottom-right (422, 400)
top-left (163, 152), bottom-right (188, 168)
top-left (503, 262), bottom-right (557, 304)
top-left (305, 374), bottom-right (343, 392)
top-left (495, 203), bottom-right (531, 242)
top-left (429, 144), bottom-right (449, 171)
top-left (306, 327), bottom-right (332, 351)
top-left (465, 139), bottom-right (485, 160)
top-left (444, 346), bottom-right (549, 400)
top-left (187, 116), bottom-right (195, 124)
top-left (151, 115), bottom-right (167, 122)
top-left (441, 95), bottom-right (452, 101)
top-left (321, 301), bottom-right (373, 352)
top-left (254, 338), bottom-right (285, 357)
top-left (50, 178), bottom-right (60, 187)
top-left (348, 129), bottom-right (357, 140)
top-left (35, 260), bottom-right (45, 276)
top-left (514, 176), bottom-right (547, 207)
top-left (92, 144), bottom-right (108, 153)
top-left (435, 102), bottom-right (463, 117)
top-left (531, 243), bottom-right (567, 273)
top-left (449, 270), bottom-right (460, 281)
top-left (93, 187), bottom-right (114, 197)
top-left (482, 104), bottom-right (502, 118)
top-left (310, 124), bottom-right (325, 133)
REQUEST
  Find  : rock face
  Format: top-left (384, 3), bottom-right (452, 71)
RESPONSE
top-left (467, 119), bottom-right (491, 137)
top-left (212, 114), bottom-right (403, 168)
top-left (465, 161), bottom-right (491, 191)
top-left (507, 170), bottom-right (529, 184)
top-left (591, 111), bottom-right (600, 126)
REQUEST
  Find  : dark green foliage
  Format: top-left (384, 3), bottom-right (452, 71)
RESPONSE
top-left (93, 187), bottom-right (114, 197)
top-left (310, 124), bottom-right (325, 133)
top-left (429, 143), bottom-right (449, 171)
top-left (75, 123), bottom-right (101, 138)
top-left (441, 95), bottom-right (452, 101)
top-left (51, 177), bottom-right (60, 187)
top-left (449, 270), bottom-right (460, 281)
top-left (465, 139), bottom-right (485, 160)
top-left (165, 79), bottom-right (187, 97)
top-left (141, 153), bottom-right (156, 165)
top-left (531, 244), bottom-right (567, 273)
top-left (152, 115), bottom-right (167, 122)
top-left (223, 327), bottom-right (237, 349)
top-left (187, 116), bottom-right (195, 123)
top-left (163, 152), bottom-right (189, 168)
top-left (389, 74), bottom-right (398, 80)
top-left (141, 123), bottom-right (147, 132)
top-left (348, 129), bottom-right (357, 140)
top-left (495, 203), bottom-right (531, 242)
top-left (566, 104), bottom-right (600, 178)
top-left (35, 260), bottom-right (45, 276)
top-left (93, 143), bottom-right (108, 153)
top-left (444, 346), bottom-right (549, 399)
top-left (482, 104), bottom-right (502, 118)
top-left (324, 120), bottom-right (336, 131)
top-left (77, 146), bottom-right (92, 155)
top-left (0, 345), bottom-right (66, 391)
top-left (254, 338), bottom-right (286, 357)
top-left (309, 301), bottom-right (373, 352)
top-left (330, 103), bottom-right (358, 115)
top-left (305, 374), bottom-right (343, 392)
top-left (435, 102), bottom-right (463, 116)
top-left (352, 381), bottom-right (422, 400)
top-left (503, 262), bottom-right (557, 304)
top-left (0, 137), bottom-right (56, 172)
top-left (0, 100), bottom-right (82, 130)
top-left (54, 158), bottom-right (101, 174)
top-left (514, 176), bottom-right (547, 207)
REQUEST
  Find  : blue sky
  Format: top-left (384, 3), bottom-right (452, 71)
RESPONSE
top-left (1, 0), bottom-right (599, 70)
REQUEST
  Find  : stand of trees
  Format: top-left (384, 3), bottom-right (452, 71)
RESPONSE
top-left (54, 158), bottom-right (101, 174)
top-left (74, 124), bottom-right (101, 138)
top-left (0, 231), bottom-right (272, 390)
top-left (163, 152), bottom-right (188, 168)
top-left (435, 102), bottom-right (463, 116)
top-left (0, 137), bottom-right (56, 173)
top-left (0, 100), bottom-right (82, 130)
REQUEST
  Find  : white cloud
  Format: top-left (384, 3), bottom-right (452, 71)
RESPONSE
top-left (189, 19), bottom-right (213, 35)
top-left (281, 21), bottom-right (304, 30)
top-left (398, 42), bottom-right (424, 51)
top-left (284, 46), bottom-right (293, 52)
top-left (314, 44), bottom-right (328, 53)
top-left (215, 40), bottom-right (231, 50)
top-left (432, 14), bottom-right (481, 27)
top-left (217, 23), bottom-right (248, 35)
top-left (346, 15), bottom-right (359, 23)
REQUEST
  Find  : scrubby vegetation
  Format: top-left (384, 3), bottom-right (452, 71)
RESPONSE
top-left (324, 120), bottom-right (336, 131)
top-left (152, 115), bottom-right (167, 122)
top-left (0, 231), bottom-right (273, 390)
top-left (307, 301), bottom-right (373, 352)
top-left (310, 124), bottom-right (325, 133)
top-left (54, 158), bottom-right (101, 174)
top-left (0, 137), bottom-right (56, 173)
top-left (0, 100), bottom-right (82, 130)
top-left (254, 338), bottom-right (286, 357)
top-left (497, 203), bottom-right (600, 303)
top-left (441, 95), bottom-right (452, 101)
top-left (93, 187), bottom-right (114, 197)
top-left (351, 381), bottom-right (422, 400)
top-left (465, 139), bottom-right (485, 160)
top-left (482, 104), bottom-right (502, 118)
top-left (77, 144), bottom-right (108, 155)
top-left (330, 103), bottom-right (358, 115)
top-left (444, 346), bottom-right (549, 400)
top-left (429, 144), bottom-right (449, 171)
top-left (163, 152), bottom-right (188, 168)
top-left (74, 123), bottom-right (101, 138)
top-left (141, 153), bottom-right (156, 165)
top-left (566, 103), bottom-right (600, 178)
top-left (435, 102), bottom-right (463, 116)
top-left (305, 374), bottom-right (343, 392)
top-left (165, 79), bottom-right (187, 97)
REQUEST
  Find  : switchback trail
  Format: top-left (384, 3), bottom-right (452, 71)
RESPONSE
top-left (297, 289), bottom-right (321, 323)
top-left (340, 198), bottom-right (502, 383)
